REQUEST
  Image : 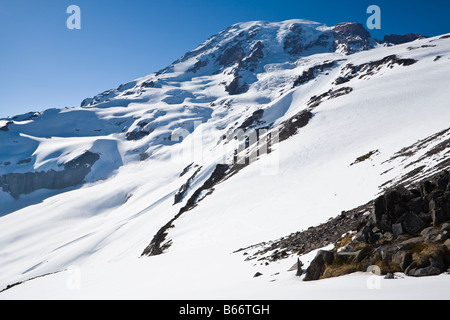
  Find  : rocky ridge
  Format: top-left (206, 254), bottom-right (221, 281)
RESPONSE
top-left (304, 170), bottom-right (450, 280)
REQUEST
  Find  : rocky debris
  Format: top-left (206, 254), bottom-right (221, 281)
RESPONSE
top-left (235, 202), bottom-right (371, 264)
top-left (304, 170), bottom-right (450, 281)
top-left (384, 33), bottom-right (427, 45)
top-left (0, 151), bottom-right (100, 200)
top-left (293, 61), bottom-right (336, 87)
top-left (350, 150), bottom-right (379, 166)
top-left (142, 164), bottom-right (230, 256)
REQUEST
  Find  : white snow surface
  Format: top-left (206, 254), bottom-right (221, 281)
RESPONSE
top-left (1, 20), bottom-right (450, 299)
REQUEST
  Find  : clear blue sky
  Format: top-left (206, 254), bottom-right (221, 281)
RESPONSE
top-left (1, 0), bottom-right (449, 118)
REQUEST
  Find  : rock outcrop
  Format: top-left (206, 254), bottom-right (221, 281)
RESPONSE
top-left (304, 170), bottom-right (450, 280)
top-left (384, 33), bottom-right (427, 45)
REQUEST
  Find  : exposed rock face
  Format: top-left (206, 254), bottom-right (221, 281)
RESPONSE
top-left (333, 22), bottom-right (375, 54)
top-left (293, 61), bottom-right (336, 87)
top-left (142, 164), bottom-right (230, 256)
top-left (384, 33), bottom-right (427, 45)
top-left (304, 170), bottom-right (450, 281)
top-left (173, 166), bottom-right (202, 205)
top-left (0, 151), bottom-right (100, 200)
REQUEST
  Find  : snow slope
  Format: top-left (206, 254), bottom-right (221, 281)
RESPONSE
top-left (1, 20), bottom-right (450, 299)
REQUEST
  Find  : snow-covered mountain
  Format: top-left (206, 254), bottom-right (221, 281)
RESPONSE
top-left (1, 19), bottom-right (450, 299)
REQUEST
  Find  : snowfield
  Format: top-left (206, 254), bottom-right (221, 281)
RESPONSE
top-left (1, 20), bottom-right (450, 300)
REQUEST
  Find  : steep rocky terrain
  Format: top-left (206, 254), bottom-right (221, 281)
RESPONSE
top-left (1, 19), bottom-right (450, 299)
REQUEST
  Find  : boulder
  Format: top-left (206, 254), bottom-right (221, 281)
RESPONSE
top-left (384, 272), bottom-right (395, 279)
top-left (411, 257), bottom-right (446, 277)
top-left (397, 212), bottom-right (425, 235)
top-left (421, 226), bottom-right (440, 242)
top-left (392, 223), bottom-right (403, 238)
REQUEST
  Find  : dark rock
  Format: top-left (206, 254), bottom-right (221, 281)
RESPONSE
top-left (441, 222), bottom-right (450, 232)
top-left (142, 164), bottom-right (229, 257)
top-left (435, 231), bottom-right (450, 242)
top-left (420, 180), bottom-right (436, 197)
top-left (187, 59), bottom-right (209, 73)
top-left (80, 97), bottom-right (94, 107)
top-left (392, 223), bottom-right (403, 238)
top-left (278, 110), bottom-right (313, 142)
top-left (217, 44), bottom-right (245, 67)
top-left (126, 130), bottom-right (150, 141)
top-left (173, 167), bottom-right (202, 205)
top-left (253, 272), bottom-right (263, 278)
top-left (354, 246), bottom-right (371, 264)
top-left (224, 75), bottom-right (248, 95)
top-left (140, 80), bottom-right (155, 88)
top-left (398, 236), bottom-right (425, 248)
top-left (384, 272), bottom-right (395, 279)
top-left (429, 192), bottom-right (450, 226)
top-left (431, 208), bottom-right (446, 227)
top-left (238, 109), bottom-right (264, 131)
top-left (333, 23), bottom-right (374, 54)
top-left (361, 225), bottom-right (379, 244)
top-left (412, 257), bottom-right (446, 277)
top-left (296, 258), bottom-right (304, 277)
top-left (383, 33), bottom-right (427, 45)
top-left (0, 121), bottom-right (12, 132)
top-left (293, 61), bottom-right (335, 87)
top-left (436, 173), bottom-right (449, 191)
top-left (392, 250), bottom-right (413, 271)
top-left (407, 197), bottom-right (425, 215)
